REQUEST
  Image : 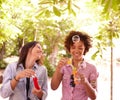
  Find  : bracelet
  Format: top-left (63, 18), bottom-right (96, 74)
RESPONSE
top-left (14, 76), bottom-right (19, 82)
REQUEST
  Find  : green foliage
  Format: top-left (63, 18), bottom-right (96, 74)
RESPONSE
top-left (93, 0), bottom-right (120, 13)
top-left (44, 57), bottom-right (55, 77)
top-left (53, 6), bottom-right (61, 16)
top-left (0, 59), bottom-right (7, 69)
top-left (1, 0), bottom-right (120, 76)
top-left (92, 12), bottom-right (120, 60)
top-left (0, 0), bottom-right (78, 76)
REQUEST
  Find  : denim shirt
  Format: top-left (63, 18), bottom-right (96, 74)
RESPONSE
top-left (0, 62), bottom-right (48, 100)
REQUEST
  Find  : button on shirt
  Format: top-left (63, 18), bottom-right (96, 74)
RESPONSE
top-left (60, 61), bottom-right (98, 100)
top-left (0, 62), bottom-right (48, 100)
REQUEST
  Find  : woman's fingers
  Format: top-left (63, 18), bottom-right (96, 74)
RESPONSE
top-left (77, 73), bottom-right (87, 84)
top-left (58, 58), bottom-right (68, 68)
top-left (17, 69), bottom-right (35, 79)
top-left (24, 69), bottom-right (35, 77)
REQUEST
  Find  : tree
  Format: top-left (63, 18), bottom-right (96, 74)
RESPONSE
top-left (0, 0), bottom-right (79, 76)
top-left (93, 1), bottom-right (120, 100)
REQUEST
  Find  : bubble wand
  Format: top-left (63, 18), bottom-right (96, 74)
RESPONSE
top-left (32, 74), bottom-right (41, 90)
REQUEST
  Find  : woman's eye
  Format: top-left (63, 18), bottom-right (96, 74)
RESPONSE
top-left (79, 48), bottom-right (82, 50)
top-left (37, 46), bottom-right (41, 49)
top-left (71, 46), bottom-right (75, 49)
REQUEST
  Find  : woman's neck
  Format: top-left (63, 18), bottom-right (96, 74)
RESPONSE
top-left (25, 57), bottom-right (36, 69)
top-left (72, 58), bottom-right (83, 68)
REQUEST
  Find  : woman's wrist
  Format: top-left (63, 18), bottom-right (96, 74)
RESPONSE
top-left (14, 76), bottom-right (19, 82)
top-left (36, 89), bottom-right (43, 99)
top-left (56, 65), bottom-right (62, 71)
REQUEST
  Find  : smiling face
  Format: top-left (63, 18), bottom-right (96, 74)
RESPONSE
top-left (64, 31), bottom-right (92, 57)
top-left (70, 41), bottom-right (85, 61)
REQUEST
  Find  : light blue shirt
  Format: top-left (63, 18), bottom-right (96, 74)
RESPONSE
top-left (0, 62), bottom-right (48, 100)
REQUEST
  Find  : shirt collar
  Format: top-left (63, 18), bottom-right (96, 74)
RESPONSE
top-left (34, 63), bottom-right (39, 69)
top-left (66, 59), bottom-right (86, 69)
top-left (79, 60), bottom-right (86, 69)
top-left (18, 62), bottom-right (39, 69)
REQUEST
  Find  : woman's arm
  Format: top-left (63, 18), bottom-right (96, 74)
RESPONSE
top-left (79, 65), bottom-right (98, 100)
top-left (51, 57), bottom-right (67, 90)
top-left (10, 68), bottom-right (35, 90)
top-left (51, 67), bottom-right (63, 90)
top-left (83, 79), bottom-right (97, 100)
top-left (10, 75), bottom-right (19, 90)
top-left (0, 63), bottom-right (15, 98)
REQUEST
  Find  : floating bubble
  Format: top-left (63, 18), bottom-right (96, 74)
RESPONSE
top-left (72, 35), bottom-right (80, 43)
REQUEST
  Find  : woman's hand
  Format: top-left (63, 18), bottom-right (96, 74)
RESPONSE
top-left (32, 87), bottom-right (43, 99)
top-left (57, 57), bottom-right (68, 69)
top-left (15, 69), bottom-right (35, 81)
top-left (79, 73), bottom-right (88, 84)
top-left (74, 73), bottom-right (88, 85)
top-left (51, 57), bottom-right (68, 90)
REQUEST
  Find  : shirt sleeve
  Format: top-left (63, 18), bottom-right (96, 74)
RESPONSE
top-left (89, 65), bottom-right (99, 89)
top-left (89, 66), bottom-right (99, 81)
top-left (0, 63), bottom-right (15, 98)
top-left (60, 65), bottom-right (68, 74)
top-left (40, 66), bottom-right (48, 100)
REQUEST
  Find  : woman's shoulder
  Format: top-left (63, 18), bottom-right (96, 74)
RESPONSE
top-left (6, 61), bottom-right (18, 69)
top-left (40, 65), bottom-right (47, 69)
top-left (36, 65), bottom-right (48, 76)
top-left (36, 64), bottom-right (47, 71)
top-left (8, 61), bottom-right (18, 65)
top-left (3, 62), bottom-right (18, 76)
top-left (86, 62), bottom-right (97, 70)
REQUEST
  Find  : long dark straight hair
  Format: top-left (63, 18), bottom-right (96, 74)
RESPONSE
top-left (17, 41), bottom-right (40, 68)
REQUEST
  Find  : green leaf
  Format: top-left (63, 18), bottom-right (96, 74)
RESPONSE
top-left (35, 11), bottom-right (45, 18)
top-left (91, 50), bottom-right (99, 60)
top-left (45, 10), bottom-right (51, 17)
top-left (53, 6), bottom-right (61, 16)
top-left (68, 0), bottom-right (72, 13)
top-left (103, 0), bottom-right (111, 13)
top-left (68, 0), bottom-right (71, 10)
top-left (92, 0), bottom-right (96, 2)
top-left (101, 0), bottom-right (106, 4)
top-left (71, 9), bottom-right (76, 16)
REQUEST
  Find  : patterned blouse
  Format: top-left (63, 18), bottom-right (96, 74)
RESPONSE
top-left (60, 60), bottom-right (98, 100)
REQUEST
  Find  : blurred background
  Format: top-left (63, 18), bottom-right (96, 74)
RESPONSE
top-left (0, 0), bottom-right (120, 100)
